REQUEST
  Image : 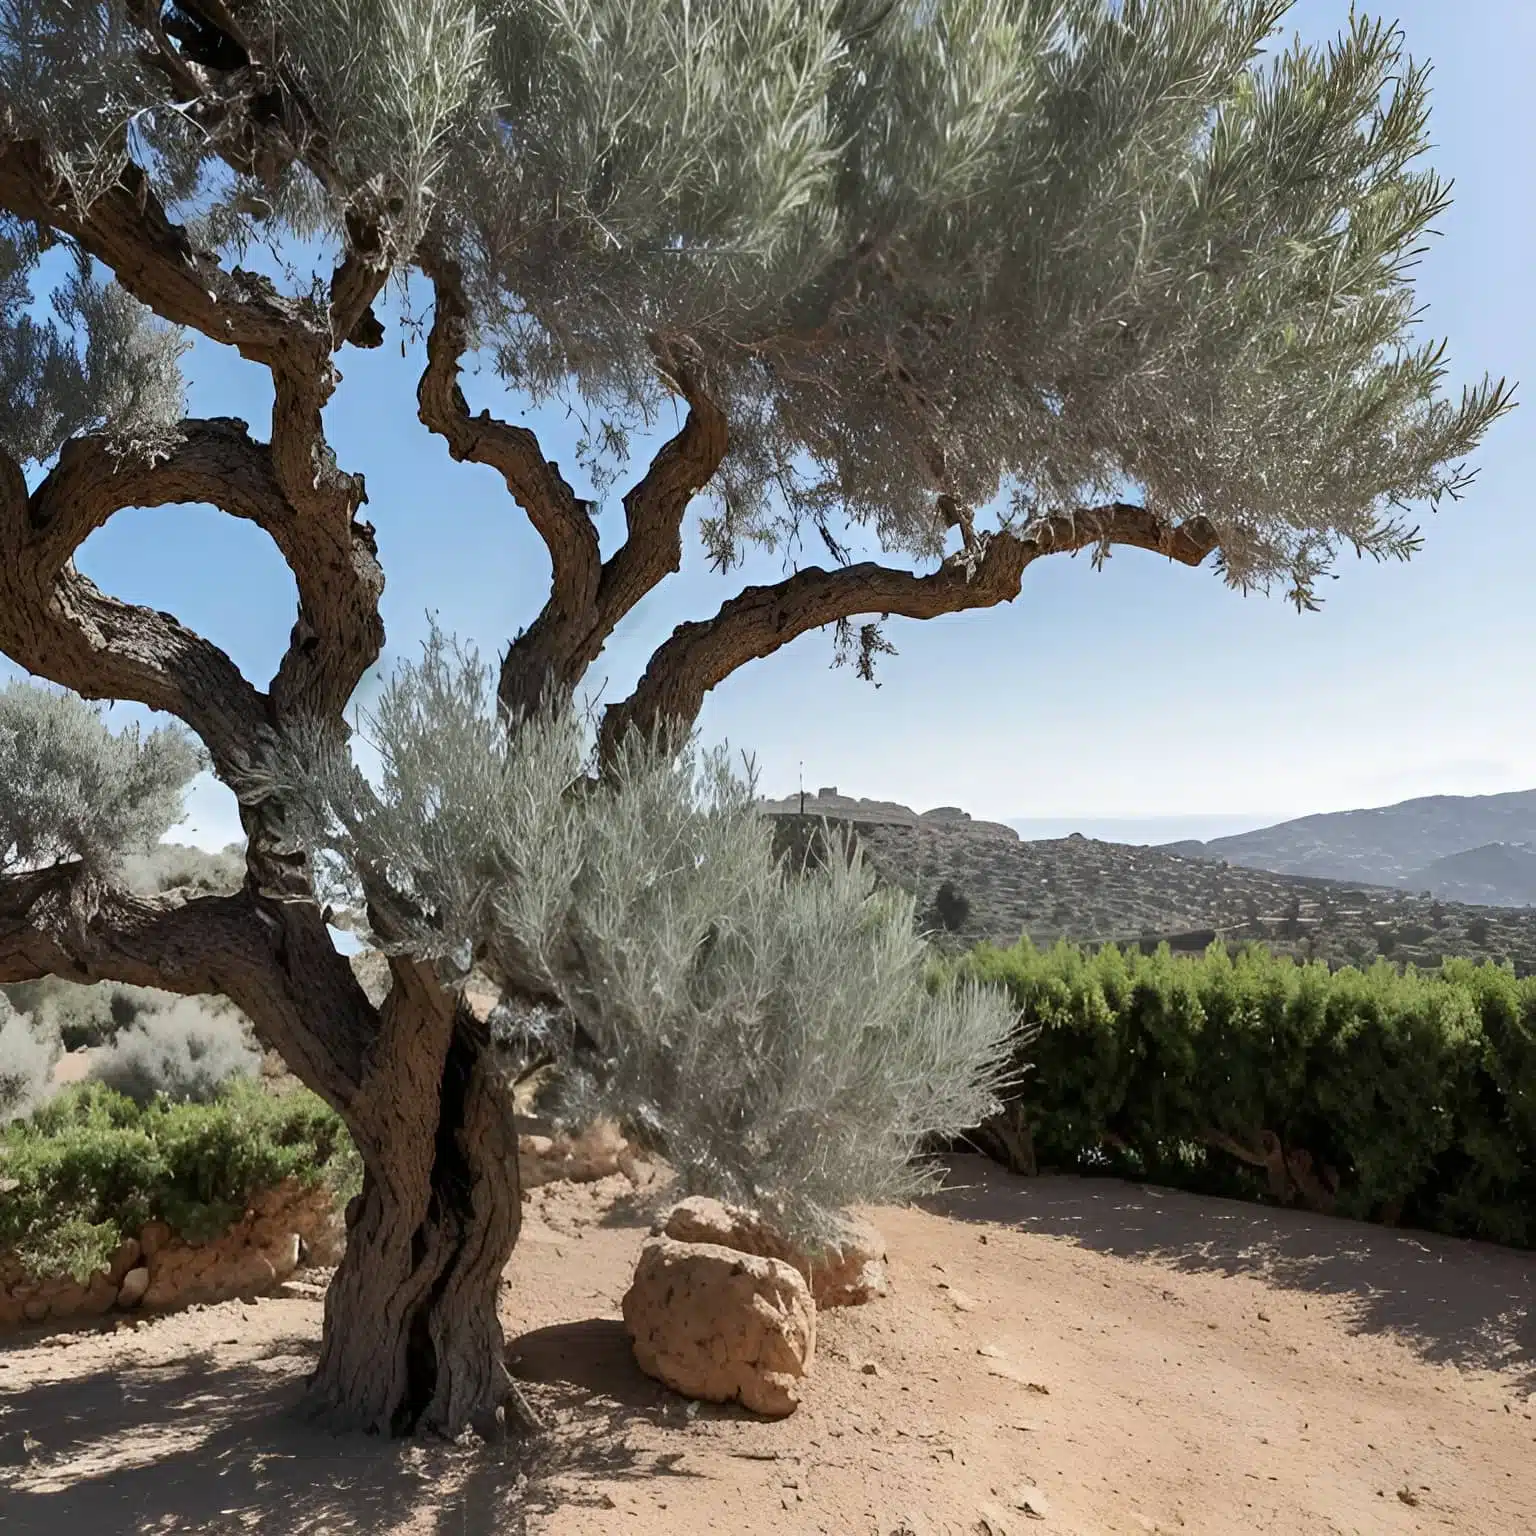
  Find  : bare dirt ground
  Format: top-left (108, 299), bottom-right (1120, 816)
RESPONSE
top-left (2, 1157), bottom-right (1533, 1536)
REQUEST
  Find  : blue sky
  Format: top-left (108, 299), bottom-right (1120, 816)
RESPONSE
top-left (5, 0), bottom-right (1531, 851)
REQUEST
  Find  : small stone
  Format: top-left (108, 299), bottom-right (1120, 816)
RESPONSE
top-left (116, 1266), bottom-right (150, 1308)
top-left (138, 1222), bottom-right (172, 1259)
top-left (107, 1237), bottom-right (142, 1285)
top-left (46, 1280), bottom-right (87, 1319)
top-left (82, 1271), bottom-right (118, 1316)
top-left (266, 1233), bottom-right (302, 1282)
top-left (1011, 1485), bottom-right (1049, 1519)
top-left (224, 1248), bottom-right (279, 1298)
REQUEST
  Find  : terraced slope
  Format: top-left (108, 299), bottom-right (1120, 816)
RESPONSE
top-left (765, 807), bottom-right (1536, 976)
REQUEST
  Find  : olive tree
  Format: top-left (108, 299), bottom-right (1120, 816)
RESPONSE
top-left (0, 0), bottom-right (1511, 1438)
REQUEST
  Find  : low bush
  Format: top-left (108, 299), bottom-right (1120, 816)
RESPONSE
top-left (120, 841), bottom-right (246, 897)
top-left (0, 995), bottom-right (58, 1123)
top-left (0, 1079), bottom-right (359, 1282)
top-left (954, 939), bottom-right (1536, 1248)
top-left (86, 998), bottom-right (260, 1105)
top-left (0, 976), bottom-right (171, 1051)
top-left (263, 628), bottom-right (1020, 1250)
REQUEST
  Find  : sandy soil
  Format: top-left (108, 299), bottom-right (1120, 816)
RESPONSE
top-left (2, 1157), bottom-right (1532, 1536)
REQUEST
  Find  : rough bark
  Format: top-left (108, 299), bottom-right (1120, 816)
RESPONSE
top-left (417, 265), bottom-right (729, 719)
top-left (306, 961), bottom-right (531, 1437)
top-left (0, 143), bottom-right (527, 1438)
top-left (0, 863), bottom-right (532, 1435)
top-left (0, 864), bottom-right (374, 1129)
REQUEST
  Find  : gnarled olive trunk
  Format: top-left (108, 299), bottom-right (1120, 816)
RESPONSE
top-left (295, 958), bottom-right (528, 1437)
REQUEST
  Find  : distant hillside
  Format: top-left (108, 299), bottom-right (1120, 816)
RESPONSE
top-left (1161, 788), bottom-right (1536, 900)
top-left (761, 798), bottom-right (1536, 976)
top-left (1403, 843), bottom-right (1536, 909)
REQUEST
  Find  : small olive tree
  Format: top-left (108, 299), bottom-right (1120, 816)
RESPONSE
top-left (262, 632), bottom-right (1018, 1249)
top-left (0, 682), bottom-right (204, 1119)
top-left (0, 992), bottom-right (57, 1123)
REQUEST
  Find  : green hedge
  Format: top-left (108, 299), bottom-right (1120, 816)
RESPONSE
top-left (954, 939), bottom-right (1536, 1248)
top-left (0, 1080), bottom-right (360, 1282)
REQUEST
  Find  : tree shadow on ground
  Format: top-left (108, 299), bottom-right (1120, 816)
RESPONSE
top-left (923, 1155), bottom-right (1536, 1393)
top-left (0, 1334), bottom-right (434, 1536)
top-left (0, 1317), bottom-right (720, 1535)
top-left (468, 1316), bottom-right (734, 1529)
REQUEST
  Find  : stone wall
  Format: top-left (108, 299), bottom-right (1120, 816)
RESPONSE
top-left (0, 1177), bottom-right (344, 1333)
top-left (0, 1126), bottom-right (637, 1335)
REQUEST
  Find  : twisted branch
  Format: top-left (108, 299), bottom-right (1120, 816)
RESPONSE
top-left (0, 864), bottom-right (374, 1106)
top-left (600, 504), bottom-right (1220, 758)
top-left (416, 267), bottom-right (729, 717)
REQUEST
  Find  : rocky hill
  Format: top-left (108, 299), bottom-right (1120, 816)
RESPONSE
top-left (1401, 842), bottom-right (1536, 909)
top-left (1161, 787), bottom-right (1536, 901)
top-left (761, 795), bottom-right (1536, 976)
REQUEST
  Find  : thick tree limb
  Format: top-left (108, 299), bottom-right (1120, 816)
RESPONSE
top-left (417, 262), bottom-right (600, 624)
top-left (2, 419), bottom-right (383, 765)
top-left (496, 343), bottom-right (729, 717)
top-left (0, 864), bottom-right (373, 1106)
top-left (577, 338), bottom-right (729, 657)
top-left (417, 267), bottom-right (729, 718)
top-left (0, 130), bottom-right (389, 720)
top-left (0, 442), bottom-right (270, 766)
top-left (2, 142), bottom-right (301, 363)
top-left (600, 503), bottom-right (1220, 757)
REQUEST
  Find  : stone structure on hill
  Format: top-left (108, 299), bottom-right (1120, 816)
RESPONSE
top-left (757, 787), bottom-right (1019, 842)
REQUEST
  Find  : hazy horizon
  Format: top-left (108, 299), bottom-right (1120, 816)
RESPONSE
top-left (162, 788), bottom-right (1536, 862)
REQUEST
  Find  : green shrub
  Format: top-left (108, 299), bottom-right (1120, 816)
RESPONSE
top-left (0, 976), bottom-right (171, 1050)
top-left (953, 939), bottom-right (1536, 1248)
top-left (0, 994), bottom-right (58, 1123)
top-left (0, 1079), bottom-right (358, 1282)
top-left (86, 998), bottom-right (260, 1105)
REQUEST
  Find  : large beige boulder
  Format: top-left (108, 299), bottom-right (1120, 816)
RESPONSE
top-left (659, 1196), bottom-right (889, 1308)
top-left (622, 1235), bottom-right (815, 1418)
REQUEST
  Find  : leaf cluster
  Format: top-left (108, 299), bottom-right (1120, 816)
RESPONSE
top-left (3, 2), bottom-right (1514, 601)
top-left (0, 990), bottom-right (58, 1123)
top-left (0, 680), bottom-right (203, 876)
